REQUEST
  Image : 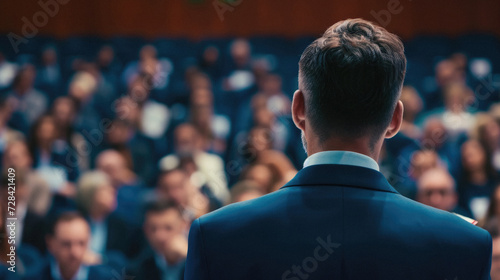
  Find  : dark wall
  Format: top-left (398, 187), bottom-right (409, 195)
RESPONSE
top-left (1, 0), bottom-right (500, 40)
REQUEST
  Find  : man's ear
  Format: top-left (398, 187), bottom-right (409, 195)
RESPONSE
top-left (292, 89), bottom-right (306, 131)
top-left (385, 100), bottom-right (404, 139)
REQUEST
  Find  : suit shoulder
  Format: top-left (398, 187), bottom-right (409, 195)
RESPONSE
top-left (394, 194), bottom-right (490, 241)
top-left (198, 189), bottom-right (289, 226)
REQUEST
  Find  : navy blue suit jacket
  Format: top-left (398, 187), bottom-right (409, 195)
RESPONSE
top-left (185, 164), bottom-right (492, 279)
top-left (24, 261), bottom-right (113, 280)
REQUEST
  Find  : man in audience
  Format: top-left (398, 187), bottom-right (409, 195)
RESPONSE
top-left (420, 118), bottom-right (462, 177)
top-left (95, 149), bottom-right (145, 225)
top-left (98, 118), bottom-right (156, 186)
top-left (154, 168), bottom-right (221, 221)
top-left (25, 212), bottom-right (112, 280)
top-left (2, 140), bottom-right (52, 216)
top-left (128, 200), bottom-right (187, 280)
top-left (159, 123), bottom-right (229, 204)
top-left (7, 64), bottom-right (47, 133)
top-left (417, 168), bottom-right (471, 217)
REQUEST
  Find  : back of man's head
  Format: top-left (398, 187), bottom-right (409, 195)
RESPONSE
top-left (299, 18), bottom-right (406, 143)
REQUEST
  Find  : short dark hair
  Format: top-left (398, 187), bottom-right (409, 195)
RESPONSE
top-left (299, 18), bottom-right (406, 144)
top-left (143, 200), bottom-right (183, 219)
top-left (46, 211), bottom-right (87, 236)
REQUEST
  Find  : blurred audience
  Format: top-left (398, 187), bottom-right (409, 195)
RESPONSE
top-left (0, 33), bottom-right (499, 278)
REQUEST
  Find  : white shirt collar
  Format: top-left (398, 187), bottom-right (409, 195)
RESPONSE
top-left (303, 150), bottom-right (379, 171)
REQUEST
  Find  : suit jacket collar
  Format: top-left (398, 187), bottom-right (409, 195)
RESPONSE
top-left (281, 164), bottom-right (399, 194)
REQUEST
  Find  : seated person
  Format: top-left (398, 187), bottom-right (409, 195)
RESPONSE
top-left (24, 212), bottom-right (113, 280)
top-left (128, 200), bottom-right (187, 280)
top-left (417, 168), bottom-right (472, 218)
top-left (95, 149), bottom-right (146, 225)
top-left (76, 171), bottom-right (137, 265)
top-left (151, 169), bottom-right (217, 222)
top-left (159, 123), bottom-right (229, 204)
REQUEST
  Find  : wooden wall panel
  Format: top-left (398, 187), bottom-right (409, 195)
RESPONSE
top-left (1, 0), bottom-right (499, 40)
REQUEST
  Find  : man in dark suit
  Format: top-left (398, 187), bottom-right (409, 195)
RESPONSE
top-left (128, 200), bottom-right (187, 280)
top-left (24, 212), bottom-right (112, 280)
top-left (185, 18), bottom-right (492, 279)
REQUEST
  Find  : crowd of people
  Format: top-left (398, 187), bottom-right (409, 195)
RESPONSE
top-left (0, 35), bottom-right (500, 279)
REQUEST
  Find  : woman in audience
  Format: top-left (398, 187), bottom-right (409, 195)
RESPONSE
top-left (51, 96), bottom-right (90, 172)
top-left (76, 170), bottom-right (136, 266)
top-left (28, 114), bottom-right (79, 195)
top-left (458, 139), bottom-right (497, 219)
top-left (471, 113), bottom-right (500, 172)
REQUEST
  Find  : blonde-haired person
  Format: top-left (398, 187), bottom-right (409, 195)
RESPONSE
top-left (75, 171), bottom-right (136, 268)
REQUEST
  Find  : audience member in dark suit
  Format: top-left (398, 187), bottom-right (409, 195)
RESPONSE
top-left (35, 45), bottom-right (62, 102)
top-left (128, 200), bottom-right (187, 280)
top-left (95, 149), bottom-right (147, 227)
top-left (20, 209), bottom-right (46, 254)
top-left (185, 18), bottom-right (492, 279)
top-left (92, 118), bottom-right (157, 187)
top-left (24, 212), bottom-right (113, 280)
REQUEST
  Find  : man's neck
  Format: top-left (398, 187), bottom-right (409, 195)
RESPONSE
top-left (307, 137), bottom-right (382, 163)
